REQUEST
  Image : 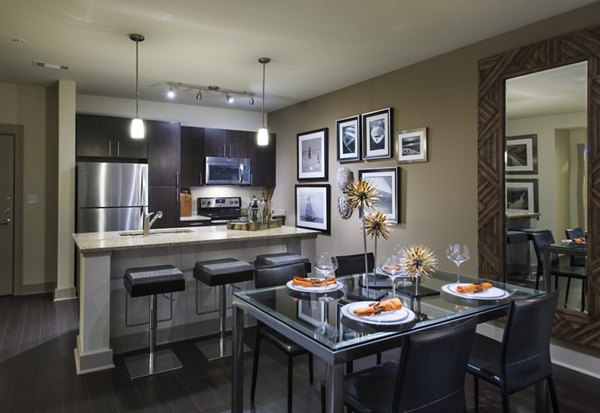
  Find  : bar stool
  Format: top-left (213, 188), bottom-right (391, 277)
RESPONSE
top-left (505, 230), bottom-right (528, 277)
top-left (123, 264), bottom-right (185, 379)
top-left (193, 258), bottom-right (254, 360)
top-left (255, 252), bottom-right (311, 273)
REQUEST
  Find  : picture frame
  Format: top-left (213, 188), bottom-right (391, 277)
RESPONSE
top-left (357, 167), bottom-right (399, 224)
top-left (505, 178), bottom-right (539, 213)
top-left (295, 184), bottom-right (331, 234)
top-left (362, 108), bottom-right (393, 160)
top-left (297, 301), bottom-right (325, 327)
top-left (336, 115), bottom-right (361, 162)
top-left (505, 134), bottom-right (538, 174)
top-left (297, 128), bottom-right (328, 181)
top-left (397, 127), bottom-right (428, 163)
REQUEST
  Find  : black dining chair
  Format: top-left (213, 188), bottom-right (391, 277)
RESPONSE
top-left (340, 317), bottom-right (477, 413)
top-left (335, 252), bottom-right (375, 276)
top-left (531, 229), bottom-right (586, 311)
top-left (467, 290), bottom-right (560, 412)
top-left (250, 262), bottom-right (313, 413)
top-left (565, 228), bottom-right (586, 267)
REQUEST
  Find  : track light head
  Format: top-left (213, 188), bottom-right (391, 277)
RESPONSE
top-left (226, 93), bottom-right (234, 103)
top-left (249, 96), bottom-right (255, 105)
top-left (167, 86), bottom-right (175, 99)
top-left (196, 90), bottom-right (202, 101)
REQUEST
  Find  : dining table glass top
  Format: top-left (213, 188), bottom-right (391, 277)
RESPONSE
top-left (233, 270), bottom-right (545, 352)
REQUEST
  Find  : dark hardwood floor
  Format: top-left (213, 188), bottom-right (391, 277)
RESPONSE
top-left (0, 293), bottom-right (598, 412)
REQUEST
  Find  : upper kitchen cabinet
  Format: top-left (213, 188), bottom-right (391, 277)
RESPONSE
top-left (203, 128), bottom-right (250, 158)
top-left (180, 126), bottom-right (205, 188)
top-left (249, 133), bottom-right (276, 187)
top-left (147, 120), bottom-right (181, 187)
top-left (76, 114), bottom-right (147, 160)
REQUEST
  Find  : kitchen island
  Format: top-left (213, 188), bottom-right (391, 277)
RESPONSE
top-left (72, 225), bottom-right (318, 374)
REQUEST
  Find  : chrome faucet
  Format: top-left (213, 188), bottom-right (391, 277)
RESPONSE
top-left (143, 211), bottom-right (163, 236)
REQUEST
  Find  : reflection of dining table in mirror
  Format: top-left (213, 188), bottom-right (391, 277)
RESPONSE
top-left (231, 271), bottom-right (547, 412)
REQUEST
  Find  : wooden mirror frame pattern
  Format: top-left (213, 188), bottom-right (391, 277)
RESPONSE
top-left (478, 24), bottom-right (600, 349)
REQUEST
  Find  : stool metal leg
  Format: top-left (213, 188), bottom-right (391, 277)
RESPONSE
top-left (125, 294), bottom-right (183, 379)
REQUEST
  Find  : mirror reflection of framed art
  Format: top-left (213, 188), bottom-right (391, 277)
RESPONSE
top-left (505, 134), bottom-right (538, 174)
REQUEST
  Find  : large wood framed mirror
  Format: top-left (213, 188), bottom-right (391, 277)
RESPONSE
top-left (478, 24), bottom-right (600, 349)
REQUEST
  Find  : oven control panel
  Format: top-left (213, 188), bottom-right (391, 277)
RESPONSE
top-left (198, 197), bottom-right (241, 209)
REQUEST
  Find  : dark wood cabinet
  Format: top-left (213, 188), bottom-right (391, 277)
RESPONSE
top-left (148, 186), bottom-right (180, 228)
top-left (203, 128), bottom-right (227, 157)
top-left (76, 114), bottom-right (147, 160)
top-left (180, 126), bottom-right (204, 188)
top-left (147, 120), bottom-right (181, 187)
top-left (226, 130), bottom-right (251, 158)
top-left (248, 133), bottom-right (276, 187)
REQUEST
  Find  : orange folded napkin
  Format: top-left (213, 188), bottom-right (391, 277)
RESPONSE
top-left (572, 237), bottom-right (586, 244)
top-left (352, 298), bottom-right (403, 316)
top-left (456, 282), bottom-right (493, 294)
top-left (292, 276), bottom-right (336, 287)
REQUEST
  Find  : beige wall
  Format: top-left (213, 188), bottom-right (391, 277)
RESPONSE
top-left (269, 4), bottom-right (600, 275)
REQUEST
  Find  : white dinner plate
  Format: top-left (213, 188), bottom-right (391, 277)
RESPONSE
top-left (286, 279), bottom-right (344, 293)
top-left (341, 301), bottom-right (416, 325)
top-left (441, 283), bottom-right (510, 300)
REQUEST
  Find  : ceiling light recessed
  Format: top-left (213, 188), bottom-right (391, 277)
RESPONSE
top-left (32, 60), bottom-right (69, 70)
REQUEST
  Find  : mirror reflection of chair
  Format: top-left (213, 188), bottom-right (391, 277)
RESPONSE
top-left (531, 230), bottom-right (586, 311)
top-left (341, 317), bottom-right (477, 413)
top-left (251, 262), bottom-right (313, 413)
top-left (467, 290), bottom-right (560, 412)
top-left (565, 228), bottom-right (586, 267)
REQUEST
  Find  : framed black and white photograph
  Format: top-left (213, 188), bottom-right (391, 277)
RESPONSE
top-left (297, 128), bottom-right (328, 181)
top-left (505, 134), bottom-right (538, 174)
top-left (362, 108), bottom-right (392, 160)
top-left (397, 127), bottom-right (428, 163)
top-left (297, 301), bottom-right (325, 327)
top-left (295, 184), bottom-right (331, 234)
top-left (358, 167), bottom-right (399, 224)
top-left (336, 115), bottom-right (361, 162)
top-left (505, 178), bottom-right (539, 213)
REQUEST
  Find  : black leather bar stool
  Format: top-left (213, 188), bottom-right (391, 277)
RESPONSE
top-left (193, 257), bottom-right (253, 360)
top-left (505, 230), bottom-right (528, 277)
top-left (123, 264), bottom-right (185, 379)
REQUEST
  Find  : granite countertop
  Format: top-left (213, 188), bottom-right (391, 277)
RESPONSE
top-left (179, 214), bottom-right (211, 222)
top-left (73, 225), bottom-right (319, 253)
top-left (506, 211), bottom-right (541, 218)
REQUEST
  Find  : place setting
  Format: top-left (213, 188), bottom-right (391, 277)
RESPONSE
top-left (340, 297), bottom-right (417, 332)
top-left (286, 252), bottom-right (345, 299)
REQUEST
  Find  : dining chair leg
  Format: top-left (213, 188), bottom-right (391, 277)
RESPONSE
top-left (287, 355), bottom-right (293, 413)
top-left (547, 376), bottom-right (560, 413)
top-left (535, 270), bottom-right (541, 290)
top-left (308, 353), bottom-right (314, 384)
top-left (346, 361), bottom-right (353, 374)
top-left (473, 375), bottom-right (479, 412)
top-left (581, 279), bottom-right (586, 312)
top-left (501, 393), bottom-right (510, 413)
top-left (564, 277), bottom-right (572, 307)
top-left (376, 351), bottom-right (381, 365)
top-left (250, 334), bottom-right (261, 401)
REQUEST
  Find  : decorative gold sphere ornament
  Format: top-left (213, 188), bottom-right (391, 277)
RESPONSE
top-left (345, 180), bottom-right (379, 212)
top-left (401, 244), bottom-right (438, 278)
top-left (364, 211), bottom-right (391, 240)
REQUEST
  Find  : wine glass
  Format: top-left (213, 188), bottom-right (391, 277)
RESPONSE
top-left (314, 252), bottom-right (338, 280)
top-left (379, 254), bottom-right (404, 297)
top-left (446, 244), bottom-right (470, 282)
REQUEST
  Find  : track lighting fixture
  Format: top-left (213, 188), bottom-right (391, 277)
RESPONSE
top-left (129, 33), bottom-right (145, 139)
top-left (257, 57), bottom-right (271, 146)
top-left (164, 82), bottom-right (255, 105)
top-left (167, 85), bottom-right (175, 99)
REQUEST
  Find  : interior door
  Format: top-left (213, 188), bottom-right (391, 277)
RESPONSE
top-left (0, 134), bottom-right (15, 295)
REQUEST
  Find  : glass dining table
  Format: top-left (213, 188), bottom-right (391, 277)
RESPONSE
top-left (231, 270), bottom-right (546, 413)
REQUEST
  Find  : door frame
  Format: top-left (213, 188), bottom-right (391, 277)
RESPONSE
top-left (0, 124), bottom-right (24, 295)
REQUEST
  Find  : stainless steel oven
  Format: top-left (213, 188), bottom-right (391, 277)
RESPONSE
top-left (205, 157), bottom-right (251, 185)
top-left (197, 197), bottom-right (242, 224)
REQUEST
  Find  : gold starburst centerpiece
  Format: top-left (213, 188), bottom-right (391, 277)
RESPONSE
top-left (364, 211), bottom-right (390, 240)
top-left (401, 244), bottom-right (438, 278)
top-left (345, 180), bottom-right (378, 212)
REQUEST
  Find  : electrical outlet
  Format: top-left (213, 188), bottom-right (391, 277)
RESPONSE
top-left (26, 194), bottom-right (38, 204)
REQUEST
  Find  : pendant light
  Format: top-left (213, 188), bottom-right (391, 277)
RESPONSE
top-left (130, 33), bottom-right (145, 139)
top-left (257, 57), bottom-right (271, 146)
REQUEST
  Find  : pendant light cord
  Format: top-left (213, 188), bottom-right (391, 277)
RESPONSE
top-left (261, 61), bottom-right (266, 128)
top-left (135, 38), bottom-right (139, 118)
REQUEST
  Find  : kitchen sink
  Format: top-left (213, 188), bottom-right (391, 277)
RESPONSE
top-left (119, 228), bottom-right (193, 237)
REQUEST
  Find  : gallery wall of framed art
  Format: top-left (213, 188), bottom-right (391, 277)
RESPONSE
top-left (297, 128), bottom-right (328, 181)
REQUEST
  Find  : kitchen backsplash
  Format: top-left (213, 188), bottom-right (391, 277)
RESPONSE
top-left (188, 186), bottom-right (271, 215)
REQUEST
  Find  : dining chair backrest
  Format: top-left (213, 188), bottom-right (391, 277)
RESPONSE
top-left (530, 230), bottom-right (559, 270)
top-left (565, 228), bottom-right (585, 239)
top-left (500, 290), bottom-right (558, 395)
top-left (254, 262), bottom-right (307, 289)
top-left (391, 317), bottom-right (477, 413)
top-left (335, 253), bottom-right (374, 277)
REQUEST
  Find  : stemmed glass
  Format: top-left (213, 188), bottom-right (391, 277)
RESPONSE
top-left (314, 252), bottom-right (338, 280)
top-left (446, 244), bottom-right (470, 282)
top-left (379, 254), bottom-right (404, 297)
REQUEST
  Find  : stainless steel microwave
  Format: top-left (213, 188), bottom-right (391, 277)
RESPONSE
top-left (205, 156), bottom-right (251, 185)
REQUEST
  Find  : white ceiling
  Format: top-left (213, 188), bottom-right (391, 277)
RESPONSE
top-left (0, 0), bottom-right (596, 113)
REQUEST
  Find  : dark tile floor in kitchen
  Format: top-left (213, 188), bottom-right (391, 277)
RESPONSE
top-left (0, 293), bottom-right (599, 412)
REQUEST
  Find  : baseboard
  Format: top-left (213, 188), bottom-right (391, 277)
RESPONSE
top-left (54, 286), bottom-right (77, 301)
top-left (19, 282), bottom-right (55, 295)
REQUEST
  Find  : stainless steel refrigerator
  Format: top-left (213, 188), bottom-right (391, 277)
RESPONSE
top-left (77, 162), bottom-right (148, 233)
